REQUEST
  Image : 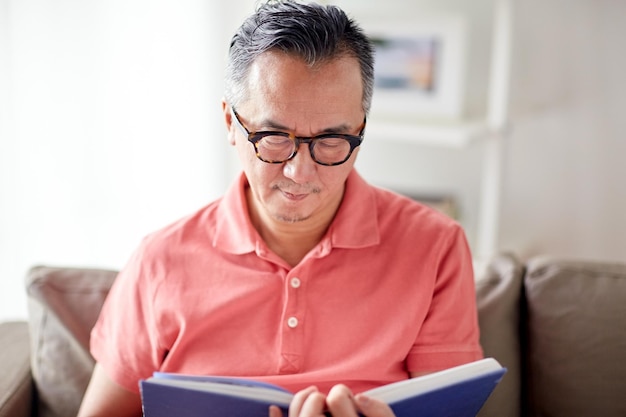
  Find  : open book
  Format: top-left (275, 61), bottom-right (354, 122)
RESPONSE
top-left (140, 357), bottom-right (506, 417)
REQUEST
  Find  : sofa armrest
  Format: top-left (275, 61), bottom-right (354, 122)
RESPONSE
top-left (0, 321), bottom-right (33, 417)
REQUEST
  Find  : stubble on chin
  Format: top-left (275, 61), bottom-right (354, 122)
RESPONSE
top-left (269, 183), bottom-right (320, 223)
top-left (272, 212), bottom-right (309, 223)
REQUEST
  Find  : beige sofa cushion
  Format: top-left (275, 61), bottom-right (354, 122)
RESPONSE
top-left (475, 253), bottom-right (524, 417)
top-left (0, 321), bottom-right (32, 417)
top-left (26, 266), bottom-right (117, 417)
top-left (525, 257), bottom-right (626, 417)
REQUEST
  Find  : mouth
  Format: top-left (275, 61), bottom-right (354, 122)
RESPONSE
top-left (274, 182), bottom-right (320, 202)
top-left (282, 190), bottom-right (308, 201)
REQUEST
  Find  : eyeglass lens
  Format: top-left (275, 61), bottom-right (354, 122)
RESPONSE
top-left (256, 135), bottom-right (352, 165)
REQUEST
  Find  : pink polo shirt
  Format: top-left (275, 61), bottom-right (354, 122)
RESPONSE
top-left (90, 170), bottom-right (482, 395)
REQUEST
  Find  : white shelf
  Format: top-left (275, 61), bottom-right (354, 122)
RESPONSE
top-left (366, 119), bottom-right (491, 148)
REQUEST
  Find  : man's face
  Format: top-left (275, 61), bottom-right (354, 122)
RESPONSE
top-left (224, 51), bottom-right (364, 227)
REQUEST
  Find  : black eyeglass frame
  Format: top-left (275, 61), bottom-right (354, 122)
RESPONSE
top-left (231, 107), bottom-right (366, 166)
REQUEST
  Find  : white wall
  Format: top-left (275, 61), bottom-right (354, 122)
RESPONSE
top-left (0, 1), bottom-right (248, 321)
top-left (498, 0), bottom-right (626, 261)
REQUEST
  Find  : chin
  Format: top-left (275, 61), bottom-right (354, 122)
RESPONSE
top-left (273, 213), bottom-right (311, 224)
top-left (271, 209), bottom-right (312, 224)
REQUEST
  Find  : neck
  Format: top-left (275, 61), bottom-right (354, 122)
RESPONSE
top-left (259, 219), bottom-right (328, 268)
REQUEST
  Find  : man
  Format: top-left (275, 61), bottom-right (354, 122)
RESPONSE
top-left (77, 1), bottom-right (482, 416)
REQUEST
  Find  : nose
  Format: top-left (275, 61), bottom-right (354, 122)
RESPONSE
top-left (282, 143), bottom-right (317, 184)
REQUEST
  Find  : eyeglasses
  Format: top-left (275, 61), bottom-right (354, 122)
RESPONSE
top-left (231, 107), bottom-right (365, 166)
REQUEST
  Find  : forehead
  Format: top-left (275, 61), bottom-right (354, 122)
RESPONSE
top-left (242, 51), bottom-right (364, 122)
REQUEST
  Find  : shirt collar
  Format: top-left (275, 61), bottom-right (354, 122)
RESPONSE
top-left (326, 170), bottom-right (380, 249)
top-left (212, 174), bottom-right (258, 254)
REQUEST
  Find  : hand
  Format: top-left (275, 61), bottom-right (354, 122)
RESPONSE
top-left (268, 385), bottom-right (396, 417)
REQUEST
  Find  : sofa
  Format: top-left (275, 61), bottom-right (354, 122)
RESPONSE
top-left (1, 254), bottom-right (625, 417)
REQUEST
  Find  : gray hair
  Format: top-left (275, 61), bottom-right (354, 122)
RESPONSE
top-left (224, 0), bottom-right (375, 114)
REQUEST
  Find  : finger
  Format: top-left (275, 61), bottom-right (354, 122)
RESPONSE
top-left (355, 394), bottom-right (396, 417)
top-left (269, 404), bottom-right (284, 417)
top-left (326, 384), bottom-right (359, 417)
top-left (289, 386), bottom-right (323, 417)
top-left (298, 391), bottom-right (328, 417)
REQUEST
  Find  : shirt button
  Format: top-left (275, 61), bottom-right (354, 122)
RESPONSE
top-left (287, 317), bottom-right (298, 328)
top-left (290, 277), bottom-right (301, 288)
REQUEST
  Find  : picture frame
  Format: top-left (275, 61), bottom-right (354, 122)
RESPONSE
top-left (399, 191), bottom-right (459, 220)
top-left (364, 17), bottom-right (468, 122)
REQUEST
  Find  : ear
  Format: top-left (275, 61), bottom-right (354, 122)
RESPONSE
top-left (222, 99), bottom-right (236, 146)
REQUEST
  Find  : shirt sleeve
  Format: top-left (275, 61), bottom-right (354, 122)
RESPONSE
top-left (406, 224), bottom-right (484, 373)
top-left (89, 239), bottom-right (167, 393)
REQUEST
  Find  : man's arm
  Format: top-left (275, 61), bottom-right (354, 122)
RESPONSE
top-left (76, 363), bottom-right (143, 417)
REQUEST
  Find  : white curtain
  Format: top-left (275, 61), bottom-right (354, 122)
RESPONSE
top-left (0, 0), bottom-right (249, 320)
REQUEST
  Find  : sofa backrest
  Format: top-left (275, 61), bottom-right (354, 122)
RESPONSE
top-left (523, 257), bottom-right (626, 417)
top-left (476, 253), bottom-right (524, 417)
top-left (28, 255), bottom-right (626, 417)
top-left (26, 266), bottom-right (117, 417)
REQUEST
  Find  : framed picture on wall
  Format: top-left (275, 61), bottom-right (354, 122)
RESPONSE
top-left (364, 17), bottom-right (468, 122)
top-left (399, 191), bottom-right (459, 220)
top-left (371, 35), bottom-right (438, 93)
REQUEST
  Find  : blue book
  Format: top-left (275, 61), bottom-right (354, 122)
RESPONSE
top-left (140, 357), bottom-right (506, 417)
